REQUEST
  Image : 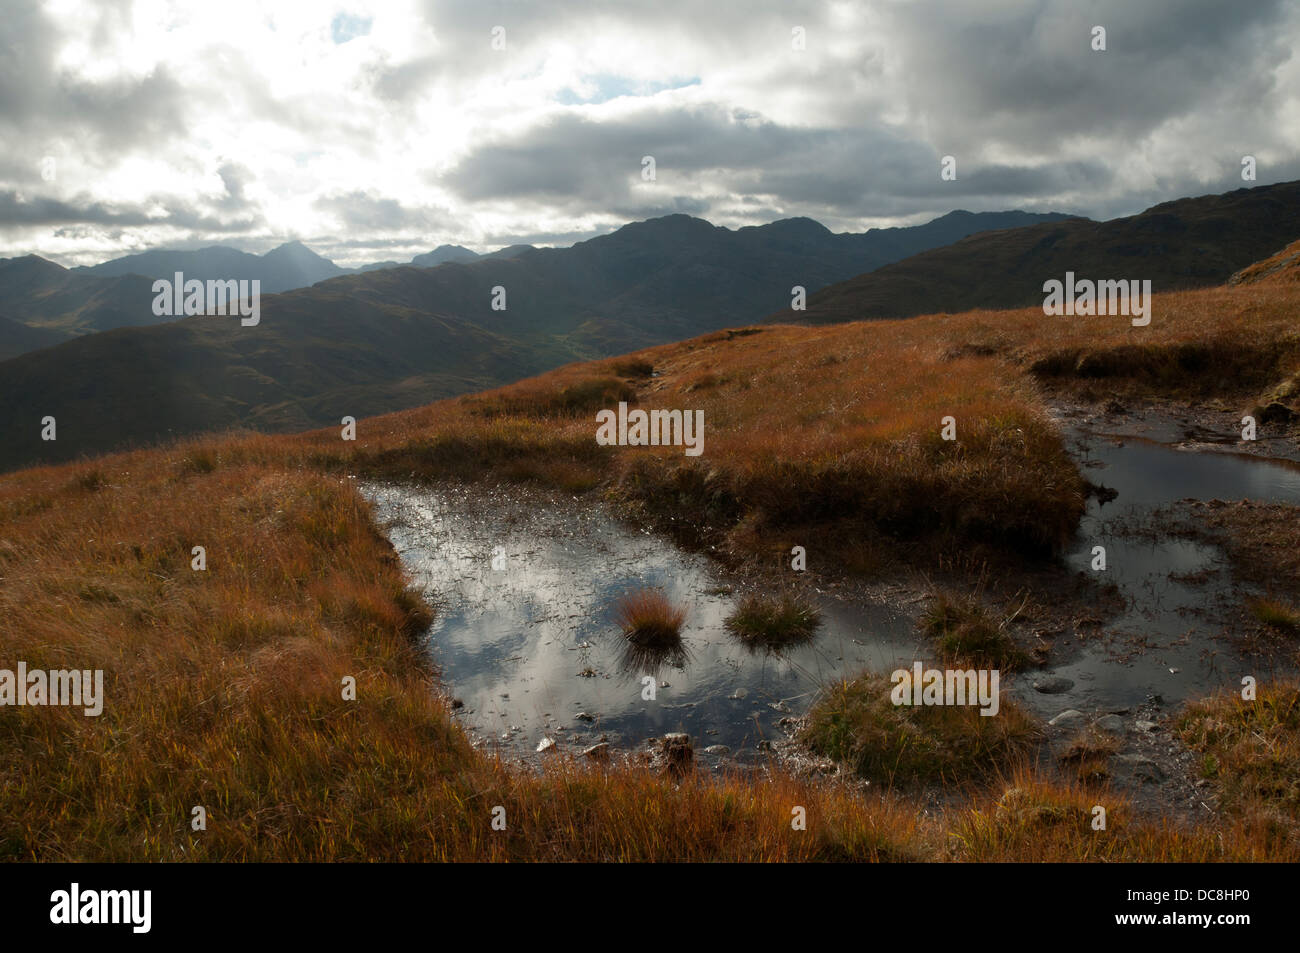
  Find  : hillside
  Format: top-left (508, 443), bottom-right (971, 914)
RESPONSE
top-left (0, 209), bottom-right (1066, 471)
top-left (0, 315), bottom-right (70, 361)
top-left (0, 255), bottom-right (160, 339)
top-left (768, 179), bottom-right (1300, 325)
top-left (2, 273), bottom-right (1298, 861)
top-left (1229, 237), bottom-right (1300, 286)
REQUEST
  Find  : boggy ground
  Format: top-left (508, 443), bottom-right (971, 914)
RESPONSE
top-left (2, 277), bottom-right (1299, 861)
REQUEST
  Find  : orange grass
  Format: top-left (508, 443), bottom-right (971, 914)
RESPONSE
top-left (3, 278), bottom-right (1299, 860)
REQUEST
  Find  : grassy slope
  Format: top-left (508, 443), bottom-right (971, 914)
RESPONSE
top-left (3, 278), bottom-right (1299, 861)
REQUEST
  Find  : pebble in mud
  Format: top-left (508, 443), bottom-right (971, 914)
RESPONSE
top-left (1094, 714), bottom-right (1126, 734)
top-left (1048, 709), bottom-right (1085, 727)
top-left (1033, 675), bottom-right (1075, 694)
top-left (1114, 753), bottom-right (1166, 783)
top-left (582, 742), bottom-right (610, 761)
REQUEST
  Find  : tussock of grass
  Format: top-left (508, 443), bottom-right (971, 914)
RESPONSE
top-left (610, 359), bottom-right (654, 378)
top-left (801, 672), bottom-right (1042, 786)
top-left (945, 771), bottom-right (1241, 862)
top-left (1058, 729), bottom-right (1122, 784)
top-left (614, 588), bottom-right (686, 648)
top-left (466, 376), bottom-right (636, 419)
top-left (1178, 681), bottom-right (1300, 843)
top-left (920, 591), bottom-right (1031, 671)
top-left (724, 593), bottom-right (821, 651)
top-left (1250, 597), bottom-right (1300, 634)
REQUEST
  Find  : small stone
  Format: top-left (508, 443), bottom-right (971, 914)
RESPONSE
top-left (576, 712), bottom-right (595, 722)
top-left (582, 742), bottom-right (610, 761)
top-left (1048, 709), bottom-right (1085, 727)
top-left (1115, 753), bottom-right (1166, 782)
top-left (659, 733), bottom-right (693, 776)
top-left (1135, 720), bottom-right (1159, 733)
top-left (728, 688), bottom-right (748, 700)
top-left (703, 745), bottom-right (731, 755)
top-left (1095, 714), bottom-right (1126, 734)
top-left (536, 737), bottom-right (556, 753)
top-left (1034, 675), bottom-right (1075, 694)
top-left (450, 698), bottom-right (464, 709)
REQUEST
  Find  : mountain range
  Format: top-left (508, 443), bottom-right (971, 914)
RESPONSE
top-left (4, 180), bottom-right (1299, 474)
top-left (766, 180), bottom-right (1300, 324)
top-left (0, 208), bottom-right (1069, 471)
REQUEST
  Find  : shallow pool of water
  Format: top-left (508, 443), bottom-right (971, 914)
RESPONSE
top-left (363, 433), bottom-right (1300, 760)
top-left (1039, 431), bottom-right (1300, 718)
top-left (362, 483), bottom-right (932, 762)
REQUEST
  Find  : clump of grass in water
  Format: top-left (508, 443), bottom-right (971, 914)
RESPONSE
top-left (1250, 597), bottom-right (1300, 634)
top-left (724, 592), bottom-right (821, 652)
top-left (1057, 728), bottom-right (1121, 784)
top-left (921, 590), bottom-right (1031, 671)
top-left (615, 588), bottom-right (686, 648)
top-left (801, 672), bottom-right (1041, 786)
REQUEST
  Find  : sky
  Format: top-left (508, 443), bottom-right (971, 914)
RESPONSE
top-left (2, 0), bottom-right (1298, 268)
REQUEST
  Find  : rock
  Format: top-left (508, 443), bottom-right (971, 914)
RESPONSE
top-left (768, 701), bottom-right (792, 713)
top-left (1115, 753), bottom-right (1166, 782)
top-left (728, 688), bottom-right (748, 700)
top-left (1048, 709), bottom-right (1085, 727)
top-left (1135, 720), bottom-right (1159, 733)
top-left (703, 745), bottom-right (731, 755)
top-left (1257, 401), bottom-right (1296, 425)
top-left (536, 737), bottom-right (556, 753)
top-left (659, 733), bottom-right (693, 775)
top-left (576, 711), bottom-right (595, 722)
top-left (582, 742), bottom-right (610, 761)
top-left (450, 698), bottom-right (464, 709)
top-left (1094, 714), bottom-right (1126, 734)
top-left (1034, 675), bottom-right (1075, 694)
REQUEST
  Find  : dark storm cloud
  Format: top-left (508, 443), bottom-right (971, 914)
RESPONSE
top-left (0, 190), bottom-right (257, 232)
top-left (878, 0), bottom-right (1292, 146)
top-left (440, 105), bottom-right (927, 208)
top-left (313, 190), bottom-right (451, 230)
top-left (440, 103), bottom-right (1104, 222)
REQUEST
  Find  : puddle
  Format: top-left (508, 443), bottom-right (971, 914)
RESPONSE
top-left (1036, 428), bottom-right (1300, 719)
top-left (362, 429), bottom-right (1300, 762)
top-left (362, 483), bottom-right (927, 764)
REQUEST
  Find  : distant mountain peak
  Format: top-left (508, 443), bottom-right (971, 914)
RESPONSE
top-left (265, 240), bottom-right (323, 259)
